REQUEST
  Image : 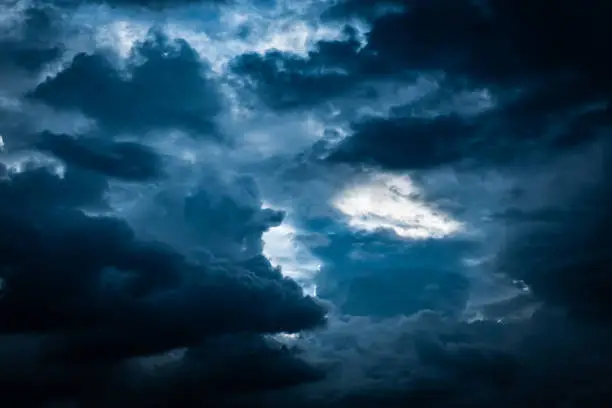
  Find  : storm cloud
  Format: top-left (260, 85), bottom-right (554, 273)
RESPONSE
top-left (1, 0), bottom-right (612, 407)
top-left (0, 1), bottom-right (326, 406)
top-left (232, 0), bottom-right (611, 169)
top-left (30, 30), bottom-right (223, 136)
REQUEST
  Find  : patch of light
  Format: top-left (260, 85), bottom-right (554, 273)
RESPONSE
top-left (250, 20), bottom-right (345, 56)
top-left (166, 17), bottom-right (350, 75)
top-left (233, 112), bottom-right (331, 160)
top-left (137, 347), bottom-right (187, 371)
top-left (90, 9), bottom-right (356, 78)
top-left (262, 203), bottom-right (321, 297)
top-left (462, 255), bottom-right (496, 269)
top-left (332, 173), bottom-right (463, 239)
top-left (277, 332), bottom-right (299, 341)
top-left (0, 152), bottom-right (65, 177)
top-left (272, 331), bottom-right (304, 346)
top-left (0, 0), bottom-right (31, 35)
top-left (97, 19), bottom-right (150, 59)
top-left (0, 94), bottom-right (21, 112)
top-left (512, 279), bottom-right (531, 293)
top-left (464, 309), bottom-right (485, 323)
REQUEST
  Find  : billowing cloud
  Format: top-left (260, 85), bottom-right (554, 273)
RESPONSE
top-left (0, 2), bottom-right (329, 406)
top-left (0, 160), bottom-right (326, 403)
top-left (30, 30), bottom-right (223, 136)
top-left (2, 0), bottom-right (612, 407)
top-left (231, 0), bottom-right (611, 169)
top-left (36, 131), bottom-right (164, 180)
top-left (0, 6), bottom-right (61, 73)
top-left (229, 25), bottom-right (363, 110)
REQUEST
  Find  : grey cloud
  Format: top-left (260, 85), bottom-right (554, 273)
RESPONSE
top-left (0, 3), bottom-right (329, 406)
top-left (3, 0), bottom-right (612, 406)
top-left (37, 132), bottom-right (164, 180)
top-left (231, 0), bottom-right (611, 171)
top-left (0, 162), bottom-right (326, 406)
top-left (30, 30), bottom-right (223, 137)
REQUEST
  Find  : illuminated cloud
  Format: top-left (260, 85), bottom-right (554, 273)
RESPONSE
top-left (1, 0), bottom-right (612, 407)
top-left (263, 221), bottom-right (321, 297)
top-left (333, 172), bottom-right (463, 239)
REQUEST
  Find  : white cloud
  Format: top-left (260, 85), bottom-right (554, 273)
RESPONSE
top-left (262, 204), bottom-right (321, 297)
top-left (333, 172), bottom-right (463, 239)
top-left (84, 0), bottom-right (354, 75)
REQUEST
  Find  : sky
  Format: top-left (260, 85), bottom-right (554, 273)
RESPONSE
top-left (0, 0), bottom-right (611, 407)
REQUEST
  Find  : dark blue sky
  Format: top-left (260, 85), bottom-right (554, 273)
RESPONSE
top-left (0, 1), bottom-right (611, 407)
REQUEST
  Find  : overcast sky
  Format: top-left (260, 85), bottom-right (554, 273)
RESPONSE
top-left (1, 1), bottom-right (611, 407)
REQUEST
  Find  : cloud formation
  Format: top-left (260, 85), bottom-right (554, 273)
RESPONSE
top-left (0, 2), bottom-right (327, 406)
top-left (232, 0), bottom-right (611, 169)
top-left (0, 161), bottom-right (326, 405)
top-left (226, 1), bottom-right (612, 406)
top-left (1, 0), bottom-right (612, 407)
top-left (30, 30), bottom-right (223, 136)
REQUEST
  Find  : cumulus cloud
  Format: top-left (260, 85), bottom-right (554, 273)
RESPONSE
top-left (229, 25), bottom-right (363, 110)
top-left (226, 1), bottom-right (612, 406)
top-left (36, 131), bottom-right (164, 180)
top-left (30, 30), bottom-right (223, 136)
top-left (0, 5), bottom-right (61, 73)
top-left (0, 1), bottom-right (327, 406)
top-left (2, 0), bottom-right (612, 407)
top-left (231, 0), bottom-right (611, 169)
top-left (0, 161), bottom-right (326, 401)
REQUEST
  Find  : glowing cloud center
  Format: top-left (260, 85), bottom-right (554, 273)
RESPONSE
top-left (333, 173), bottom-right (463, 239)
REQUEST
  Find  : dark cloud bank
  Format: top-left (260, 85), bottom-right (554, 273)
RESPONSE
top-left (234, 0), bottom-right (612, 406)
top-left (0, 1), bottom-right (324, 407)
top-left (2, 0), bottom-right (612, 407)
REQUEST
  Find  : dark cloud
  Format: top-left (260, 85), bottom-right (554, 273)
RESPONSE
top-left (0, 3), bottom-right (327, 405)
top-left (224, 2), bottom-right (612, 407)
top-left (286, 130), bottom-right (612, 408)
top-left (0, 334), bottom-right (324, 407)
top-left (326, 81), bottom-right (610, 170)
top-left (0, 162), bottom-right (326, 405)
top-left (3, 0), bottom-right (612, 406)
top-left (238, 0), bottom-right (611, 100)
top-left (30, 30), bottom-right (223, 136)
top-left (0, 6), bottom-right (62, 73)
top-left (124, 334), bottom-right (325, 403)
top-left (496, 143), bottom-right (612, 319)
top-left (36, 132), bottom-right (164, 180)
top-left (230, 26), bottom-right (363, 111)
top-left (131, 173), bottom-right (287, 260)
top-left (232, 0), bottom-right (611, 170)
top-left (326, 114), bottom-right (475, 170)
top-left (0, 166), bottom-right (325, 333)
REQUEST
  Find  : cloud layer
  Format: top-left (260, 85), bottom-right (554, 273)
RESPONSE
top-left (1, 0), bottom-right (611, 407)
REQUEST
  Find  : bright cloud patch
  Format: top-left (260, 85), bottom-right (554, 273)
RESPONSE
top-left (333, 172), bottom-right (463, 239)
top-left (263, 214), bottom-right (321, 297)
